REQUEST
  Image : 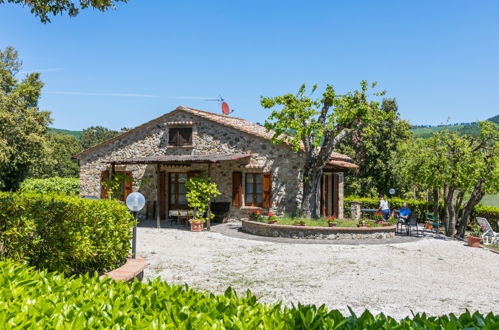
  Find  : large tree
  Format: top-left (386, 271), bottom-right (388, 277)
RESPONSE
top-left (0, 0), bottom-right (127, 23)
top-left (80, 126), bottom-right (121, 149)
top-left (30, 132), bottom-right (83, 178)
top-left (336, 98), bottom-right (411, 197)
top-left (0, 46), bottom-right (51, 191)
top-left (261, 81), bottom-right (385, 218)
top-left (397, 123), bottom-right (498, 237)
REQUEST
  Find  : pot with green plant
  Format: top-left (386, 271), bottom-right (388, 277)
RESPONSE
top-left (386, 216), bottom-right (397, 227)
top-left (357, 218), bottom-right (368, 228)
top-left (373, 212), bottom-right (384, 224)
top-left (267, 212), bottom-right (278, 224)
top-left (249, 210), bottom-right (262, 221)
top-left (185, 176), bottom-right (221, 232)
top-left (326, 216), bottom-right (337, 227)
top-left (293, 220), bottom-right (306, 226)
top-left (467, 224), bottom-right (484, 248)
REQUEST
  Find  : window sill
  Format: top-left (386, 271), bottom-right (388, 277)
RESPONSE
top-left (166, 145), bottom-right (194, 149)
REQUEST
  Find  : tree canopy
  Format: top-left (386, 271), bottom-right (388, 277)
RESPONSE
top-left (336, 98), bottom-right (411, 197)
top-left (0, 46), bottom-right (51, 191)
top-left (0, 0), bottom-right (128, 23)
top-left (80, 126), bottom-right (122, 149)
top-left (261, 81), bottom-right (386, 218)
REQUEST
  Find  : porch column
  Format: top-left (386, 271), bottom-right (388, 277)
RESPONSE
top-left (207, 162), bottom-right (212, 231)
top-left (156, 163), bottom-right (161, 228)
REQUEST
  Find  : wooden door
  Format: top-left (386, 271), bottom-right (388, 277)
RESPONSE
top-left (168, 172), bottom-right (188, 210)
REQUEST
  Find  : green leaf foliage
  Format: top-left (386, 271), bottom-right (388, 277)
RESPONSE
top-left (0, 260), bottom-right (497, 328)
top-left (18, 177), bottom-right (80, 195)
top-left (0, 0), bottom-right (128, 23)
top-left (0, 46), bottom-right (52, 191)
top-left (79, 126), bottom-right (124, 150)
top-left (185, 176), bottom-right (221, 222)
top-left (0, 192), bottom-right (134, 275)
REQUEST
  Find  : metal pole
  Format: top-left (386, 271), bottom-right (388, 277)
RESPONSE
top-left (132, 211), bottom-right (137, 259)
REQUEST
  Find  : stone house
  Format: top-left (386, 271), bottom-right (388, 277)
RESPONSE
top-left (74, 106), bottom-right (358, 222)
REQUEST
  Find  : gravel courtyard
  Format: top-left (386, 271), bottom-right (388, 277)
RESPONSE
top-left (137, 224), bottom-right (499, 319)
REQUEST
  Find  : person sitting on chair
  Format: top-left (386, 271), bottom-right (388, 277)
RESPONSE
top-left (398, 203), bottom-right (412, 224)
top-left (377, 195), bottom-right (390, 220)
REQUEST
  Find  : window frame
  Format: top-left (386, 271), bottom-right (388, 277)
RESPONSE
top-left (168, 127), bottom-right (193, 147)
top-left (245, 173), bottom-right (263, 207)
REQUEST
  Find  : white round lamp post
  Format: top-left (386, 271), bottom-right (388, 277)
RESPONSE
top-left (126, 192), bottom-right (145, 259)
top-left (389, 188), bottom-right (396, 196)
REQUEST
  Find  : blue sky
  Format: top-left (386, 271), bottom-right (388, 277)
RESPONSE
top-left (1, 0), bottom-right (498, 130)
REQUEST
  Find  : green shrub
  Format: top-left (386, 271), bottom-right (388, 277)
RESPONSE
top-left (19, 177), bottom-right (80, 196)
top-left (0, 260), bottom-right (497, 329)
top-left (0, 192), bottom-right (134, 275)
top-left (345, 197), bottom-right (499, 229)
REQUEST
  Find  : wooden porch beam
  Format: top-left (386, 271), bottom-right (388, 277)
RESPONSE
top-left (156, 163), bottom-right (161, 229)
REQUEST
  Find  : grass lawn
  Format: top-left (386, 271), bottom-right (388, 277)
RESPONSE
top-left (485, 244), bottom-right (499, 252)
top-left (268, 218), bottom-right (385, 228)
top-left (479, 194), bottom-right (499, 208)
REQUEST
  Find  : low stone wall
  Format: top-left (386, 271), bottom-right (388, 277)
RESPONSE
top-left (241, 220), bottom-right (396, 240)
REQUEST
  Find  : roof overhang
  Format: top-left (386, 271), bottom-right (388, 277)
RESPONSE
top-left (105, 153), bottom-right (252, 165)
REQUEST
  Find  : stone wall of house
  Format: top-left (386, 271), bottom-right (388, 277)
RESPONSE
top-left (79, 110), bottom-right (314, 218)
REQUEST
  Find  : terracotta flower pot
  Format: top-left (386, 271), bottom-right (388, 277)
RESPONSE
top-left (425, 223), bottom-right (433, 230)
top-left (328, 222), bottom-right (337, 227)
top-left (467, 235), bottom-right (481, 248)
top-left (189, 221), bottom-right (204, 232)
top-left (376, 221), bottom-right (383, 224)
top-left (268, 220), bottom-right (278, 225)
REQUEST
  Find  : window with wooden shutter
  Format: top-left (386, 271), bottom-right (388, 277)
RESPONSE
top-left (168, 127), bottom-right (193, 146)
top-left (245, 173), bottom-right (263, 207)
top-left (262, 173), bottom-right (272, 208)
top-left (232, 172), bottom-right (242, 206)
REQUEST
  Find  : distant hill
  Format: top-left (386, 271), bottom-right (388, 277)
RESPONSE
top-left (49, 128), bottom-right (83, 139)
top-left (411, 115), bottom-right (498, 138)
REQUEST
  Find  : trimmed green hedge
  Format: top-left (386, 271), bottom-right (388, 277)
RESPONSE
top-left (344, 197), bottom-right (499, 227)
top-left (0, 260), bottom-right (497, 329)
top-left (0, 192), bottom-right (134, 275)
top-left (19, 177), bottom-right (80, 196)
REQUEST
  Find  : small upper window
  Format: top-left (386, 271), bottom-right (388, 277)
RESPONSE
top-left (168, 127), bottom-right (192, 146)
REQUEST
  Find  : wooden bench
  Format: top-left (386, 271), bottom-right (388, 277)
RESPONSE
top-left (100, 257), bottom-right (147, 282)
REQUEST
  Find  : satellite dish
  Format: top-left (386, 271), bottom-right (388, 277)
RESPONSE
top-left (221, 101), bottom-right (230, 115)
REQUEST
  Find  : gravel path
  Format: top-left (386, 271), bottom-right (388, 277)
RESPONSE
top-left (137, 225), bottom-right (499, 319)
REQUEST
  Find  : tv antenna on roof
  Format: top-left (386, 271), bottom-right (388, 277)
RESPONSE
top-left (205, 94), bottom-right (234, 115)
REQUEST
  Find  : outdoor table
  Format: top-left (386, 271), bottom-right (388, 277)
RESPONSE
top-left (168, 210), bottom-right (193, 226)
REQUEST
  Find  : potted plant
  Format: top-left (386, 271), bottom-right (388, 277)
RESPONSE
top-left (425, 222), bottom-right (433, 230)
top-left (267, 212), bottom-right (278, 224)
top-left (467, 224), bottom-right (484, 248)
top-left (386, 216), bottom-right (397, 226)
top-left (357, 218), bottom-right (368, 228)
top-left (185, 176), bottom-right (221, 232)
top-left (249, 210), bottom-right (262, 221)
top-left (373, 212), bottom-right (384, 224)
top-left (189, 218), bottom-right (205, 232)
top-left (326, 216), bottom-right (337, 227)
top-left (293, 220), bottom-right (306, 226)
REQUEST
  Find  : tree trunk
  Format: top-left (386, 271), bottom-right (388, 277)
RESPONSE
top-left (443, 185), bottom-right (457, 236)
top-left (455, 190), bottom-right (465, 220)
top-left (301, 164), bottom-right (323, 218)
top-left (432, 188), bottom-right (439, 220)
top-left (457, 180), bottom-right (486, 238)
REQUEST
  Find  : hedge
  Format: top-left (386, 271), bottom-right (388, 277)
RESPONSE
top-left (19, 177), bottom-right (80, 196)
top-left (0, 192), bottom-right (134, 275)
top-left (344, 197), bottom-right (499, 229)
top-left (0, 261), bottom-right (497, 329)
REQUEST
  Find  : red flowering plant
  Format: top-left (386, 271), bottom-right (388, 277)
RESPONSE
top-left (325, 216), bottom-right (336, 223)
top-left (469, 224), bottom-right (484, 238)
top-left (373, 212), bottom-right (384, 222)
top-left (248, 209), bottom-right (261, 221)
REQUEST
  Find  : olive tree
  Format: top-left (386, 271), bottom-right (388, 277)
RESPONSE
top-left (261, 81), bottom-right (385, 218)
